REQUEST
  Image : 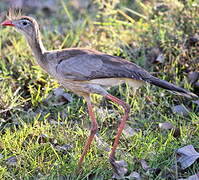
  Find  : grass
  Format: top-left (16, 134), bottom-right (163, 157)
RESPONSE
top-left (0, 0), bottom-right (198, 179)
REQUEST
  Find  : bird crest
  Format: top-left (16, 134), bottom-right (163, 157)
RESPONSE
top-left (7, 8), bottom-right (22, 20)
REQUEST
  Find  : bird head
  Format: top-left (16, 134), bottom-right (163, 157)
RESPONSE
top-left (1, 16), bottom-right (39, 40)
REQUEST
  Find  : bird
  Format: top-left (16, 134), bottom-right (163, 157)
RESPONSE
top-left (1, 16), bottom-right (198, 173)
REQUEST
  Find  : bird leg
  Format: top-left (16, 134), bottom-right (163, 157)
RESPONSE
top-left (105, 94), bottom-right (130, 172)
top-left (77, 95), bottom-right (98, 172)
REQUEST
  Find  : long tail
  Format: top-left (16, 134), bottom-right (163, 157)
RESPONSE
top-left (149, 76), bottom-right (198, 99)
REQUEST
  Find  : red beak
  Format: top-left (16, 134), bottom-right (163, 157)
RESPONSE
top-left (1, 20), bottom-right (15, 26)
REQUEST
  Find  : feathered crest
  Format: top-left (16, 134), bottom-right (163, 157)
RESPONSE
top-left (6, 8), bottom-right (22, 20)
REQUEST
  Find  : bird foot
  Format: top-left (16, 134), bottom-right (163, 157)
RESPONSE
top-left (109, 157), bottom-right (128, 177)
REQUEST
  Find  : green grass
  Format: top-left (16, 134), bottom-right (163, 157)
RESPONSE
top-left (0, 0), bottom-right (198, 179)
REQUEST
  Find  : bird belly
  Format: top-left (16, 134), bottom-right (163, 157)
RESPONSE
top-left (89, 78), bottom-right (144, 90)
top-left (58, 78), bottom-right (144, 97)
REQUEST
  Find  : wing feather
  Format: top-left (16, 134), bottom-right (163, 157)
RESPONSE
top-left (56, 54), bottom-right (152, 81)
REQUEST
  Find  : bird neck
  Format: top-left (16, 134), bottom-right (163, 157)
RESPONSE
top-left (26, 32), bottom-right (45, 59)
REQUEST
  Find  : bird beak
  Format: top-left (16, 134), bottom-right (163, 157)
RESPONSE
top-left (1, 20), bottom-right (15, 26)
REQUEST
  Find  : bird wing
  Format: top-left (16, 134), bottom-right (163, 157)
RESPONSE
top-left (56, 53), bottom-right (152, 81)
top-left (55, 52), bottom-right (198, 98)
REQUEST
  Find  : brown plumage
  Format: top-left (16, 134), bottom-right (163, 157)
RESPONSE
top-left (1, 16), bottom-right (198, 173)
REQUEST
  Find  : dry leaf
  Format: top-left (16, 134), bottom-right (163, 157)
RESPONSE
top-left (45, 88), bottom-right (73, 106)
top-left (155, 53), bottom-right (165, 63)
top-left (111, 160), bottom-right (128, 179)
top-left (95, 135), bottom-right (110, 152)
top-left (55, 144), bottom-right (72, 152)
top-left (123, 125), bottom-right (136, 138)
top-left (127, 171), bottom-right (141, 179)
top-left (188, 72), bottom-right (199, 84)
top-left (6, 156), bottom-right (17, 166)
top-left (49, 138), bottom-right (58, 145)
top-left (173, 128), bottom-right (181, 138)
top-left (37, 134), bottom-right (48, 144)
top-left (177, 145), bottom-right (199, 169)
top-left (159, 122), bottom-right (180, 137)
top-left (172, 105), bottom-right (190, 116)
top-left (178, 172), bottom-right (199, 180)
top-left (159, 122), bottom-right (175, 130)
top-left (53, 88), bottom-right (73, 103)
top-left (140, 159), bottom-right (149, 171)
top-left (49, 119), bottom-right (65, 125)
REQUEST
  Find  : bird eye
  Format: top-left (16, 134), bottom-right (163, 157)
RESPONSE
top-left (22, 21), bottom-right (28, 26)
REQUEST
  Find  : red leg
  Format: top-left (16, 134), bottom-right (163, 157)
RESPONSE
top-left (105, 94), bottom-right (130, 166)
top-left (77, 95), bottom-right (98, 171)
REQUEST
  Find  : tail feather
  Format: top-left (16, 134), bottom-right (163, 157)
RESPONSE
top-left (149, 76), bottom-right (198, 99)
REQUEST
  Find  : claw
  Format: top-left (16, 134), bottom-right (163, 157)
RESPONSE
top-left (109, 157), bottom-right (128, 176)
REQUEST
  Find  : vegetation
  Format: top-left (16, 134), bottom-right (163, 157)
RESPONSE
top-left (0, 0), bottom-right (198, 179)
